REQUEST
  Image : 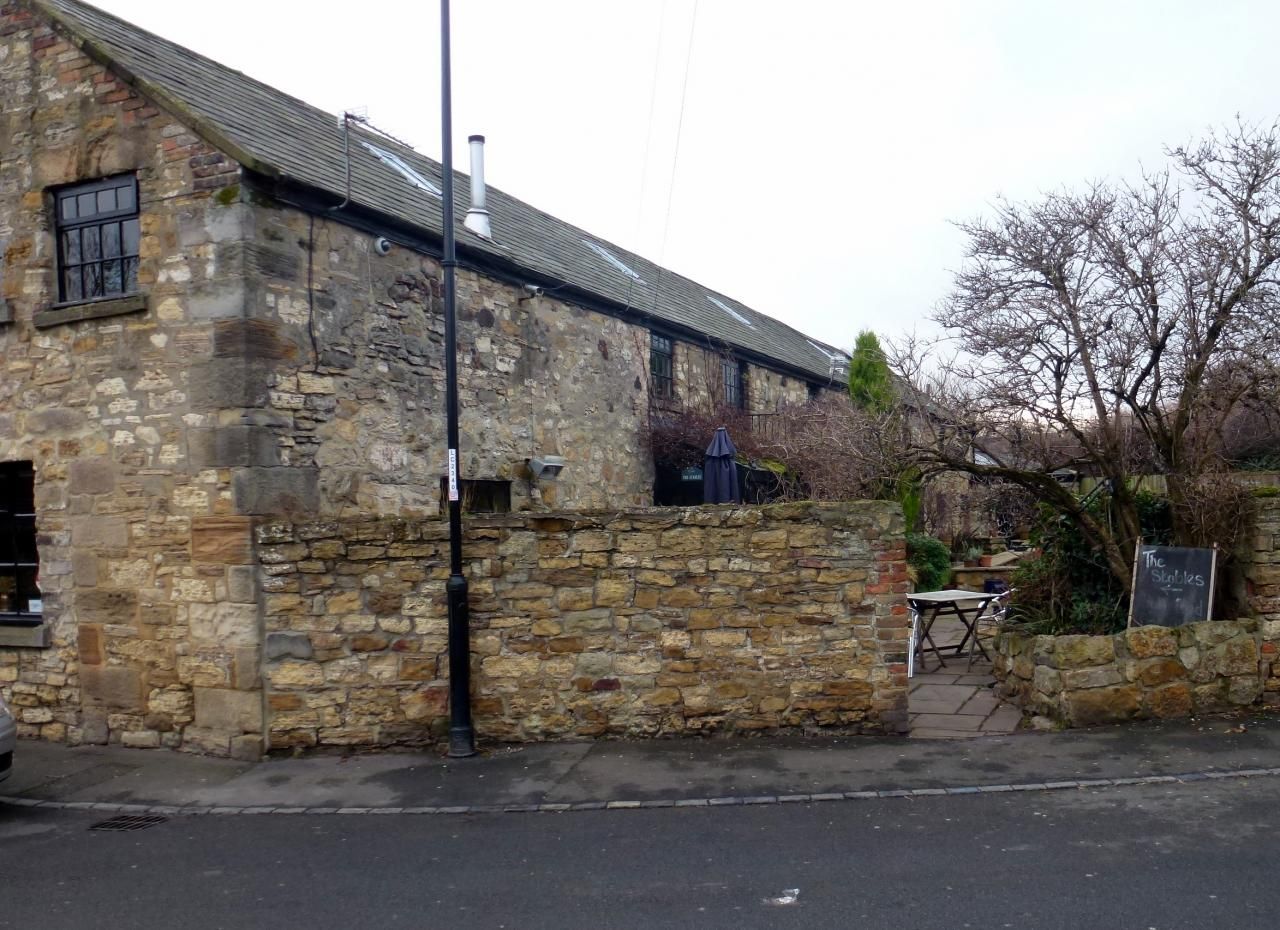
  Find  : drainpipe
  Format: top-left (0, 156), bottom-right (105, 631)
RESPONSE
top-left (440, 0), bottom-right (475, 759)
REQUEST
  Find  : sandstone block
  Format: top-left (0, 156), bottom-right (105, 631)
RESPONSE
top-left (269, 660), bottom-right (325, 688)
top-left (350, 634), bottom-right (389, 652)
top-left (562, 610), bottom-right (614, 633)
top-left (227, 565), bottom-right (257, 604)
top-left (614, 654), bottom-right (660, 675)
top-left (181, 726), bottom-right (232, 757)
top-left (188, 601), bottom-right (260, 646)
top-left (658, 527), bottom-right (705, 554)
top-left (229, 735), bottom-right (265, 761)
top-left (1064, 684), bottom-right (1141, 726)
top-left (1054, 635), bottom-right (1115, 669)
top-left (1135, 657), bottom-right (1186, 687)
top-left (265, 632), bottom-right (313, 660)
top-left (400, 656), bottom-right (436, 680)
top-left (76, 588), bottom-right (138, 623)
top-left (403, 686), bottom-right (449, 722)
top-left (549, 636), bottom-right (585, 654)
top-left (595, 578), bottom-right (635, 607)
top-left (1188, 620), bottom-right (1242, 647)
top-left (576, 653), bottom-right (613, 677)
top-left (1200, 637), bottom-right (1259, 679)
top-left (482, 655), bottom-right (543, 678)
top-left (121, 730), bottom-right (161, 749)
top-left (77, 624), bottom-right (104, 666)
top-left (750, 529), bottom-right (788, 550)
top-left (556, 588), bottom-right (594, 611)
top-left (641, 688), bottom-right (681, 707)
top-left (194, 688), bottom-right (263, 734)
top-left (80, 665), bottom-right (145, 712)
top-left (702, 630), bottom-right (746, 647)
top-left (1146, 683), bottom-right (1193, 719)
top-left (1061, 666), bottom-right (1124, 690)
top-left (1228, 674), bottom-right (1262, 705)
top-left (1124, 626), bottom-right (1178, 658)
top-left (191, 516), bottom-right (254, 564)
top-left (1032, 665), bottom-right (1061, 694)
top-left (68, 457), bottom-right (115, 495)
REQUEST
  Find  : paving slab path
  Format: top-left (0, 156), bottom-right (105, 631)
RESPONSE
top-left (909, 616), bottom-right (1022, 738)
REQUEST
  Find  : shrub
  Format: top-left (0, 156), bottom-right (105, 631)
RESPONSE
top-left (1006, 490), bottom-right (1172, 635)
top-left (907, 533), bottom-right (951, 592)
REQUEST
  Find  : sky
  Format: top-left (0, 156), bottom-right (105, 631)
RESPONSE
top-left (91, 0), bottom-right (1280, 353)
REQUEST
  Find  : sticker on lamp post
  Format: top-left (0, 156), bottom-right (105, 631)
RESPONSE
top-left (448, 448), bottom-right (459, 502)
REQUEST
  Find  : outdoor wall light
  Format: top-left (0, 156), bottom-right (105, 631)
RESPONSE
top-left (527, 455), bottom-right (567, 481)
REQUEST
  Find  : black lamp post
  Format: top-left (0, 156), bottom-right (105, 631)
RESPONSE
top-left (440, 0), bottom-right (475, 758)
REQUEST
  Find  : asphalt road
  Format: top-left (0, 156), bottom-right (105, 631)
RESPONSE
top-left (0, 777), bottom-right (1273, 930)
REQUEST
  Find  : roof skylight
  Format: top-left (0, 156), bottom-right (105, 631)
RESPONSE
top-left (581, 240), bottom-right (644, 282)
top-left (707, 296), bottom-right (754, 329)
top-left (360, 140), bottom-right (442, 197)
top-left (807, 339), bottom-right (849, 366)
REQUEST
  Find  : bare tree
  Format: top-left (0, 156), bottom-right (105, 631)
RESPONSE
top-left (897, 121), bottom-right (1280, 592)
top-left (754, 394), bottom-right (911, 502)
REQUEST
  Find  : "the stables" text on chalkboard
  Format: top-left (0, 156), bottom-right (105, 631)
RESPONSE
top-left (1128, 544), bottom-right (1217, 628)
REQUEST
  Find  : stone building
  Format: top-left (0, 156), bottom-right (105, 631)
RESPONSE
top-left (0, 0), bottom-right (868, 755)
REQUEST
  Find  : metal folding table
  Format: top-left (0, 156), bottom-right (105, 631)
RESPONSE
top-left (907, 589), bottom-right (998, 673)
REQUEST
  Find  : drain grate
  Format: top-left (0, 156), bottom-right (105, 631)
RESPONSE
top-left (89, 814), bottom-right (168, 832)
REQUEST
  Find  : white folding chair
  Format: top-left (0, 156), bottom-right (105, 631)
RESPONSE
top-left (967, 588), bottom-right (1015, 670)
top-left (908, 605), bottom-right (920, 678)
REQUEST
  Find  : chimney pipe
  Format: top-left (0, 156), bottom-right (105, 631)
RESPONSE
top-left (464, 134), bottom-right (492, 239)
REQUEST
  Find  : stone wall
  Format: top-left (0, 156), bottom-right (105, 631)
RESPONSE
top-left (668, 338), bottom-right (818, 416)
top-left (993, 620), bottom-right (1280, 726)
top-left (231, 197), bottom-right (831, 519)
top-left (229, 201), bottom-right (658, 517)
top-left (257, 502), bottom-right (909, 750)
top-left (0, 3), bottom-right (261, 756)
top-left (0, 0), bottom-right (851, 759)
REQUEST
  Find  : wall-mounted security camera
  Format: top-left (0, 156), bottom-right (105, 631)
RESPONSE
top-left (527, 454), bottom-right (566, 481)
top-left (523, 284), bottom-right (544, 298)
top-left (373, 236), bottom-right (393, 256)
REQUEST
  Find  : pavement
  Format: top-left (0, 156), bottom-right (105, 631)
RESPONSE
top-left (908, 615), bottom-right (1022, 738)
top-left (3, 709), bottom-right (1279, 815)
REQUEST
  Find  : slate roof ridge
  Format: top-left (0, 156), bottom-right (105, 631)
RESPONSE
top-left (29, 0), bottom-right (852, 382)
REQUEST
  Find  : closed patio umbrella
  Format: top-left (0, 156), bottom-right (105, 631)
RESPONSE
top-left (703, 426), bottom-right (741, 504)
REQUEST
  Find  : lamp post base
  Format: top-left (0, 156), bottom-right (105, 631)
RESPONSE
top-left (448, 726), bottom-right (477, 758)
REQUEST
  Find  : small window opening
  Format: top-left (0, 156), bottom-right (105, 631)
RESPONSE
top-left (439, 477), bottom-right (512, 514)
top-left (650, 332), bottom-right (674, 399)
top-left (0, 462), bottom-right (40, 624)
top-left (722, 358), bottom-right (747, 410)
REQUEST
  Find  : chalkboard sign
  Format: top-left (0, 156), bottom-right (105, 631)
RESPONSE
top-left (1128, 544), bottom-right (1217, 628)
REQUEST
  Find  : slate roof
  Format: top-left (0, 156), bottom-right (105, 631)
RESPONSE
top-left (32, 0), bottom-right (851, 383)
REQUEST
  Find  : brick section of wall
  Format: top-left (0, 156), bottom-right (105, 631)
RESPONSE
top-left (1242, 495), bottom-right (1280, 620)
top-left (256, 502), bottom-right (909, 749)
top-left (993, 619), bottom-right (1280, 726)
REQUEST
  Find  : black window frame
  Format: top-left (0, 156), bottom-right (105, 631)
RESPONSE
top-left (650, 332), bottom-right (675, 399)
top-left (54, 174), bottom-right (141, 305)
top-left (0, 462), bottom-right (40, 627)
top-left (722, 357), bottom-right (747, 410)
